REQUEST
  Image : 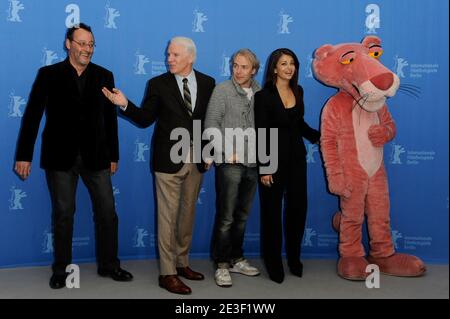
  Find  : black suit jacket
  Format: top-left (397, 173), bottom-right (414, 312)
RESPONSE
top-left (254, 84), bottom-right (320, 174)
top-left (122, 70), bottom-right (215, 174)
top-left (15, 59), bottom-right (119, 171)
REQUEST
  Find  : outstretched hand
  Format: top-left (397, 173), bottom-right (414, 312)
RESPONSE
top-left (102, 87), bottom-right (128, 108)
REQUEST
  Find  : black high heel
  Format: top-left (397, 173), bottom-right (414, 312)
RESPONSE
top-left (289, 261), bottom-right (303, 277)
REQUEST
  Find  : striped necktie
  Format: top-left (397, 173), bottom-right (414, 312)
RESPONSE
top-left (182, 78), bottom-right (192, 116)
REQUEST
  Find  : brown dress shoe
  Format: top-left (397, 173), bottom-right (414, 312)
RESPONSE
top-left (176, 266), bottom-right (205, 280)
top-left (158, 275), bottom-right (192, 295)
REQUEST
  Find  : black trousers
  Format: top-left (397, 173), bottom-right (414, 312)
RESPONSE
top-left (45, 156), bottom-right (120, 275)
top-left (259, 160), bottom-right (307, 277)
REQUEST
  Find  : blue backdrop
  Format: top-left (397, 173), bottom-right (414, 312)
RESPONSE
top-left (1, 0), bottom-right (448, 268)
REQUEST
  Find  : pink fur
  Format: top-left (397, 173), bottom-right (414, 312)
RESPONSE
top-left (314, 36), bottom-right (426, 280)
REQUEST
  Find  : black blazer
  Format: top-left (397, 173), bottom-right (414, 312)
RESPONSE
top-left (122, 70), bottom-right (215, 174)
top-left (254, 84), bottom-right (320, 174)
top-left (15, 59), bottom-right (118, 171)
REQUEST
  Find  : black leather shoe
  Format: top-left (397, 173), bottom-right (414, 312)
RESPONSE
top-left (49, 273), bottom-right (68, 289)
top-left (98, 267), bottom-right (133, 282)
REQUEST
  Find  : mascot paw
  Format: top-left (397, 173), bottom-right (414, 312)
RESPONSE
top-left (332, 211), bottom-right (341, 232)
top-left (367, 253), bottom-right (426, 277)
top-left (337, 256), bottom-right (370, 281)
top-left (328, 175), bottom-right (352, 198)
top-left (368, 124), bottom-right (390, 147)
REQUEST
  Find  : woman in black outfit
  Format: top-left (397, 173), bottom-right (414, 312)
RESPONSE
top-left (254, 48), bottom-right (320, 283)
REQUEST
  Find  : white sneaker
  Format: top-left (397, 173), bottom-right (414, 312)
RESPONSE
top-left (215, 268), bottom-right (232, 287)
top-left (229, 259), bottom-right (260, 276)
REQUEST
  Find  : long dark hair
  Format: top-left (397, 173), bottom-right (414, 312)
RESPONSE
top-left (264, 48), bottom-right (300, 101)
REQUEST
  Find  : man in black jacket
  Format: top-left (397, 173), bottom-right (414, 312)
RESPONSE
top-left (102, 36), bottom-right (215, 295)
top-left (15, 23), bottom-right (133, 289)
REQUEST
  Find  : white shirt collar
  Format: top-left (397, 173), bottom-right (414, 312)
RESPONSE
top-left (175, 70), bottom-right (195, 84)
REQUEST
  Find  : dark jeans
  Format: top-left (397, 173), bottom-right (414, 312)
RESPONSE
top-left (212, 164), bottom-right (258, 266)
top-left (45, 156), bottom-right (120, 275)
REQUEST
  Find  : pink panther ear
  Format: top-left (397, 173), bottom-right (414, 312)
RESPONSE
top-left (314, 44), bottom-right (333, 60)
top-left (362, 35), bottom-right (381, 48)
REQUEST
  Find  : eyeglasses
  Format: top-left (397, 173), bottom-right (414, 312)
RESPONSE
top-left (71, 39), bottom-right (96, 49)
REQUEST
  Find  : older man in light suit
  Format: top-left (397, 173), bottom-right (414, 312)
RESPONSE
top-left (102, 36), bottom-right (215, 295)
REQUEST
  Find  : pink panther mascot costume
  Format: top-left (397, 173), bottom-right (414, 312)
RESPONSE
top-left (313, 36), bottom-right (426, 280)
